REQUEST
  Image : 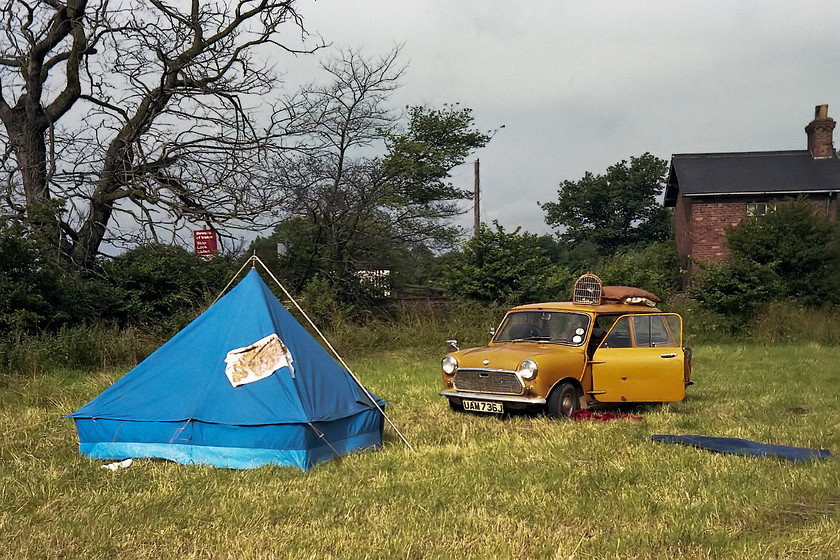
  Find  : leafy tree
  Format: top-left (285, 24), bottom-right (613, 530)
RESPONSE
top-left (381, 104), bottom-right (491, 248)
top-left (442, 221), bottom-right (573, 304)
top-left (724, 197), bottom-right (840, 306)
top-left (0, 1), bottom-right (316, 269)
top-left (541, 153), bottom-right (672, 255)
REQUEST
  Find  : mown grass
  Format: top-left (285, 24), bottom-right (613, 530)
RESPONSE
top-left (1, 344), bottom-right (839, 559)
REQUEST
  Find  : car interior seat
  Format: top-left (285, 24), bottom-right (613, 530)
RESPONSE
top-left (508, 324), bottom-right (542, 339)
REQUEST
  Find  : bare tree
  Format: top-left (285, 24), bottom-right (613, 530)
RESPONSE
top-left (266, 46), bottom-right (491, 296)
top-left (0, 0), bottom-right (319, 268)
top-left (270, 46), bottom-right (405, 288)
top-left (0, 0), bottom-right (104, 256)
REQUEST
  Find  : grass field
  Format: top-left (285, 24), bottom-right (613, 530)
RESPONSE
top-left (1, 344), bottom-right (838, 559)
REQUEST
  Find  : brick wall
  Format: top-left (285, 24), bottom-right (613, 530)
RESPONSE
top-left (674, 194), bottom-right (693, 271)
top-left (686, 198), bottom-right (743, 263)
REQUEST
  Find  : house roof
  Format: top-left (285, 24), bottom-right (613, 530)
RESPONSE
top-left (664, 150), bottom-right (840, 206)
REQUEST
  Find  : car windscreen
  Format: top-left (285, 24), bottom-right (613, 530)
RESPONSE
top-left (494, 311), bottom-right (591, 346)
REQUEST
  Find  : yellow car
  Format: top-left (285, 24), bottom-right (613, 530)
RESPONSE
top-left (439, 274), bottom-right (692, 417)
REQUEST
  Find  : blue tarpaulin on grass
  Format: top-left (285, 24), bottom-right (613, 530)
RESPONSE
top-left (650, 435), bottom-right (833, 463)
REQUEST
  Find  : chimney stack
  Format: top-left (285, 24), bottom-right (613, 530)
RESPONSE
top-left (805, 104), bottom-right (836, 159)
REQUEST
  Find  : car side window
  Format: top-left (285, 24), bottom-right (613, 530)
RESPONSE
top-left (599, 314), bottom-right (681, 349)
top-left (601, 317), bottom-right (632, 348)
top-left (632, 315), bottom-right (678, 347)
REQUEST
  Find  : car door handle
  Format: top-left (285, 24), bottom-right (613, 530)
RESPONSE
top-left (660, 353), bottom-right (677, 358)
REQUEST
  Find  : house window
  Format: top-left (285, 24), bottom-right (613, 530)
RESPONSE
top-left (746, 202), bottom-right (775, 217)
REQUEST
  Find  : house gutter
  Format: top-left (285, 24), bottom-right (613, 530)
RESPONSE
top-left (684, 189), bottom-right (840, 197)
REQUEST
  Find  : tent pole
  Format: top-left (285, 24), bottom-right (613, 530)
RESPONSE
top-left (251, 256), bottom-right (415, 452)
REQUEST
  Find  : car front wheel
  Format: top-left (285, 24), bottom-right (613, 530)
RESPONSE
top-left (547, 382), bottom-right (579, 418)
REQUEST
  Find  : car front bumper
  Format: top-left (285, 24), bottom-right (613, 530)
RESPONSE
top-left (439, 390), bottom-right (547, 406)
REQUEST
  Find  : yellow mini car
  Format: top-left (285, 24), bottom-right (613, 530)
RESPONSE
top-left (439, 274), bottom-right (692, 417)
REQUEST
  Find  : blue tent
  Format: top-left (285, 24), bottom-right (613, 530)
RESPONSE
top-left (68, 268), bottom-right (385, 470)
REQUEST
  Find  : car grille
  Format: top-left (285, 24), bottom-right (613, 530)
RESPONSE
top-left (454, 369), bottom-right (524, 396)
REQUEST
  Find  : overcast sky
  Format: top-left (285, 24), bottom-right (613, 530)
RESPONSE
top-left (288, 0), bottom-right (840, 236)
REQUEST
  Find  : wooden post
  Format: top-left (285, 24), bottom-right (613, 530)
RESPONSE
top-left (474, 158), bottom-right (480, 236)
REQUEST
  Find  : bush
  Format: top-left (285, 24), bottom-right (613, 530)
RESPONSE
top-left (0, 218), bottom-right (124, 333)
top-left (0, 219), bottom-right (61, 332)
top-left (103, 244), bottom-right (237, 327)
top-left (597, 241), bottom-right (681, 300)
top-left (725, 197), bottom-right (840, 306)
top-left (688, 257), bottom-right (782, 325)
top-left (442, 221), bottom-right (573, 304)
top-left (296, 274), bottom-right (356, 331)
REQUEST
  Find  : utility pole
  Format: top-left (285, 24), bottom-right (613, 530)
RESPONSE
top-left (473, 158), bottom-right (480, 236)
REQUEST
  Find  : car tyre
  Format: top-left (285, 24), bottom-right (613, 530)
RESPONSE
top-left (547, 382), bottom-right (579, 418)
top-left (448, 399), bottom-right (463, 412)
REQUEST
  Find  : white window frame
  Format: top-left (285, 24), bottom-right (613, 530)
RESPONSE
top-left (746, 201), bottom-right (776, 217)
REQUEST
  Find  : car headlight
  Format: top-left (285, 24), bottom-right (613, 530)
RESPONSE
top-left (442, 355), bottom-right (458, 375)
top-left (518, 359), bottom-right (538, 379)
top-left (519, 360), bottom-right (537, 379)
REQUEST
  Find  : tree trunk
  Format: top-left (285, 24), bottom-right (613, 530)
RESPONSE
top-left (71, 139), bottom-right (133, 268)
top-left (1, 107), bottom-right (72, 262)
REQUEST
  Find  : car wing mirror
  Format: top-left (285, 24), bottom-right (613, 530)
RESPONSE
top-left (446, 339), bottom-right (460, 352)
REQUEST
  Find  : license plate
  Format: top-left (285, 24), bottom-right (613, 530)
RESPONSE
top-left (463, 400), bottom-right (504, 414)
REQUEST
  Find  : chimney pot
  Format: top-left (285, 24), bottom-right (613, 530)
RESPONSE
top-left (816, 104), bottom-right (829, 119)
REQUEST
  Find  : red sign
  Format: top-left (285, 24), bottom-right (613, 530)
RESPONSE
top-left (193, 229), bottom-right (218, 256)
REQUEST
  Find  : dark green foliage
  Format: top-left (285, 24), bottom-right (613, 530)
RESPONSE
top-left (442, 221), bottom-right (573, 304)
top-left (0, 214), bottom-right (237, 337)
top-left (0, 217), bottom-right (122, 334)
top-left (250, 218), bottom-right (394, 321)
top-left (690, 198), bottom-right (840, 324)
top-left (597, 241), bottom-right (682, 301)
top-left (689, 258), bottom-right (782, 323)
top-left (382, 104), bottom-right (490, 213)
top-left (541, 153), bottom-right (672, 255)
top-left (0, 218), bottom-right (58, 332)
top-left (103, 244), bottom-right (237, 326)
top-left (725, 197), bottom-right (840, 306)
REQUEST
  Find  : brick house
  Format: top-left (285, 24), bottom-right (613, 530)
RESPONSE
top-left (664, 104), bottom-right (840, 274)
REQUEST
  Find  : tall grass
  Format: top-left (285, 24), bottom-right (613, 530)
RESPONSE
top-left (327, 301), bottom-right (508, 358)
top-left (1, 344), bottom-right (838, 559)
top-left (663, 299), bottom-right (840, 347)
top-left (0, 324), bottom-right (161, 376)
top-left (748, 301), bottom-right (840, 345)
top-left (2, 299), bottom-right (839, 376)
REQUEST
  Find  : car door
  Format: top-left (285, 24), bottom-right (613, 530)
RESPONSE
top-left (589, 314), bottom-right (686, 403)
